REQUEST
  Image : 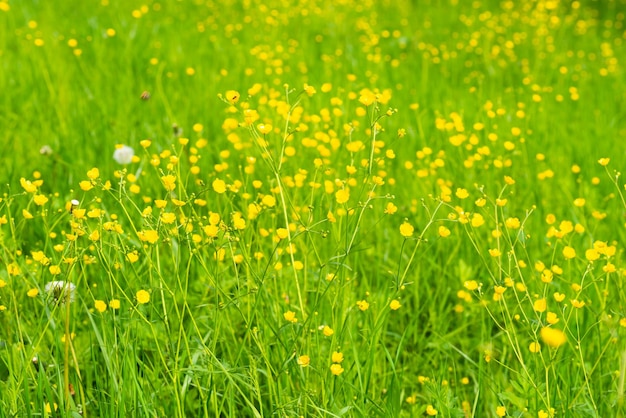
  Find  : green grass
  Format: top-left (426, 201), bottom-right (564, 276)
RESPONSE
top-left (1, 0), bottom-right (626, 416)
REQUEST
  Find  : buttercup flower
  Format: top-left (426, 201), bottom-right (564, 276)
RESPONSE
top-left (136, 290), bottom-right (150, 304)
top-left (331, 351), bottom-right (344, 363)
top-left (330, 363), bottom-right (344, 376)
top-left (225, 90), bottom-right (240, 104)
top-left (94, 300), bottom-right (107, 313)
top-left (399, 222), bottom-right (414, 237)
top-left (284, 310), bottom-right (297, 323)
top-left (297, 355), bottom-right (310, 367)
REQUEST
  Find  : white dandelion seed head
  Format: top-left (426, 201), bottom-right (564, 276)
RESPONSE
top-left (44, 281), bottom-right (76, 303)
top-left (40, 145), bottom-right (53, 155)
top-left (113, 145), bottom-right (134, 165)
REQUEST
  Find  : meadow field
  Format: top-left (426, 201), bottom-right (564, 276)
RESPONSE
top-left (1, 0), bottom-right (626, 416)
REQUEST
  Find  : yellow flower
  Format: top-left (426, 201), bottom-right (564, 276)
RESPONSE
top-left (359, 90), bottom-right (376, 106)
top-left (109, 299), bottom-right (121, 309)
top-left (276, 228), bottom-right (289, 240)
top-left (455, 188), bottom-right (469, 199)
top-left (284, 310), bottom-right (297, 323)
top-left (533, 298), bottom-right (547, 313)
top-left (243, 109), bottom-right (260, 125)
top-left (335, 189), bottom-right (350, 204)
top-left (546, 311), bottom-right (559, 324)
top-left (212, 178), bottom-right (227, 194)
top-left (126, 252), bottom-right (139, 263)
top-left (426, 405), bottom-right (438, 416)
top-left (225, 90), bottom-right (240, 104)
top-left (331, 351), bottom-right (344, 363)
top-left (160, 212), bottom-right (177, 224)
top-left (540, 327), bottom-right (567, 348)
top-left (356, 300), bottom-right (369, 311)
top-left (562, 246), bottom-right (576, 259)
top-left (257, 124), bottom-right (273, 134)
top-left (598, 157), bottom-right (610, 166)
top-left (330, 363), bottom-right (344, 376)
top-left (529, 342), bottom-right (541, 353)
top-left (203, 225), bottom-right (219, 238)
top-left (604, 263), bottom-right (616, 273)
top-left (94, 300), bottom-right (107, 313)
top-left (438, 225), bottom-right (450, 237)
top-left (488, 248), bottom-right (501, 257)
top-left (262, 195), bottom-right (276, 207)
top-left (20, 178), bottom-right (38, 193)
top-left (464, 280), bottom-right (479, 291)
top-left (399, 222), bottom-right (414, 238)
top-left (471, 213), bottom-right (485, 227)
top-left (303, 83), bottom-right (316, 96)
top-left (87, 208), bottom-right (103, 218)
top-left (505, 217), bottom-right (520, 229)
top-left (384, 202), bottom-right (397, 214)
top-left (79, 180), bottom-right (94, 191)
top-left (27, 288), bottom-right (39, 298)
top-left (161, 174), bottom-right (177, 191)
top-left (322, 325), bottom-right (334, 337)
top-left (540, 269), bottom-right (553, 283)
top-left (22, 209), bottom-right (34, 219)
top-left (44, 403), bottom-right (58, 414)
top-left (72, 208), bottom-right (86, 219)
top-left (33, 194), bottom-right (48, 206)
top-left (138, 230), bottom-right (159, 244)
top-left (496, 406), bottom-right (506, 417)
top-left (136, 289), bottom-right (150, 304)
top-left (89, 229), bottom-right (100, 241)
top-left (297, 355), bottom-right (310, 367)
top-left (389, 299), bottom-right (401, 310)
top-left (585, 248), bottom-right (600, 262)
top-left (232, 213), bottom-right (246, 230)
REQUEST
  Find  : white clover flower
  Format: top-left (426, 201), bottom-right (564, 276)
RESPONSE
top-left (113, 145), bottom-right (134, 165)
top-left (44, 281), bottom-right (76, 303)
